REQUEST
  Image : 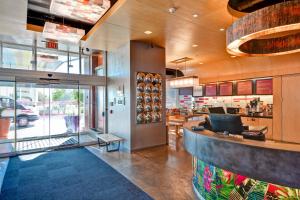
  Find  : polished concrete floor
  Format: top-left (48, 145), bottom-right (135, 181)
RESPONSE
top-left (87, 133), bottom-right (196, 200)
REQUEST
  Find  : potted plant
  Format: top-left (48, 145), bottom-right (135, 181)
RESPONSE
top-left (64, 106), bottom-right (79, 134)
top-left (0, 108), bottom-right (11, 139)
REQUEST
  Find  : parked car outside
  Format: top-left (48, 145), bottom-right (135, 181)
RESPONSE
top-left (0, 97), bottom-right (40, 127)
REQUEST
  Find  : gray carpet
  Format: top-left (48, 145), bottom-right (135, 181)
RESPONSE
top-left (0, 147), bottom-right (153, 200)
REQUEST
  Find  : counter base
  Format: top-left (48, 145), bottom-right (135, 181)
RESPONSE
top-left (192, 157), bottom-right (300, 199)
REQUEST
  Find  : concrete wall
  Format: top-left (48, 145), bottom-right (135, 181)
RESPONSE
top-left (107, 42), bottom-right (131, 151)
top-left (107, 41), bottom-right (166, 151)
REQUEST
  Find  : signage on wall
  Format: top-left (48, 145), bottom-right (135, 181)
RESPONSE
top-left (46, 40), bottom-right (58, 49)
top-left (237, 80), bottom-right (253, 95)
top-left (193, 85), bottom-right (204, 97)
top-left (179, 87), bottom-right (193, 96)
top-left (205, 84), bottom-right (217, 96)
top-left (219, 82), bottom-right (233, 96)
top-left (256, 79), bottom-right (273, 95)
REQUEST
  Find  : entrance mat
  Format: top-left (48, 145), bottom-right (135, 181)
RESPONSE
top-left (0, 147), bottom-right (153, 200)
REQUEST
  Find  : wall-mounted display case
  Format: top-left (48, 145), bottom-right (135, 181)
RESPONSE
top-left (136, 72), bottom-right (162, 124)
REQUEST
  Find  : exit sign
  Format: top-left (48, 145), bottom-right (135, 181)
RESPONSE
top-left (46, 40), bottom-right (58, 49)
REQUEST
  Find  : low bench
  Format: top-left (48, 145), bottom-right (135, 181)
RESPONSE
top-left (96, 134), bottom-right (124, 152)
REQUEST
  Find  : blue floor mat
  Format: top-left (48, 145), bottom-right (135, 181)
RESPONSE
top-left (0, 147), bottom-right (153, 200)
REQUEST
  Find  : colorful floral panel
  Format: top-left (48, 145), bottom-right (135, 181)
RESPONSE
top-left (192, 157), bottom-right (300, 199)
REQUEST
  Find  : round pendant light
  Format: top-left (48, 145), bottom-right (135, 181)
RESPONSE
top-left (226, 0), bottom-right (300, 56)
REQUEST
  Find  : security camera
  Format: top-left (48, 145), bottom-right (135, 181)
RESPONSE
top-left (82, 47), bottom-right (92, 55)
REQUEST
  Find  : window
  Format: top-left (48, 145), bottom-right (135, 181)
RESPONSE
top-left (2, 44), bottom-right (33, 70)
top-left (1, 42), bottom-right (92, 75)
top-left (69, 53), bottom-right (80, 74)
top-left (37, 48), bottom-right (68, 73)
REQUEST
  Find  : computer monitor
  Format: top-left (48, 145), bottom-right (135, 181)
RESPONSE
top-left (208, 107), bottom-right (225, 114)
top-left (209, 114), bottom-right (244, 134)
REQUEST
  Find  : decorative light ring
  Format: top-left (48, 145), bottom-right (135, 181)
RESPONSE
top-left (226, 0), bottom-right (300, 56)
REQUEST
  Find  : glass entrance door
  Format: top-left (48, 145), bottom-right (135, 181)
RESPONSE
top-left (49, 83), bottom-right (80, 147)
top-left (0, 76), bottom-right (104, 156)
top-left (15, 80), bottom-right (80, 152)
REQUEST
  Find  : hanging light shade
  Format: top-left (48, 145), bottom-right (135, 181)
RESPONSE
top-left (168, 76), bottom-right (199, 88)
top-left (50, 0), bottom-right (111, 24)
top-left (42, 22), bottom-right (85, 44)
top-left (227, 0), bottom-right (300, 56)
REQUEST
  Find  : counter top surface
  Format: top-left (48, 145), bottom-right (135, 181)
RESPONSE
top-left (185, 127), bottom-right (300, 152)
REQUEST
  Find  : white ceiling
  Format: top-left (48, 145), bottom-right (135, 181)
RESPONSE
top-left (0, 0), bottom-right (37, 44)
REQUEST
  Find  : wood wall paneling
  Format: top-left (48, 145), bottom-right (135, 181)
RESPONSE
top-left (130, 41), bottom-right (166, 151)
top-left (282, 75), bottom-right (300, 143)
top-left (272, 76), bottom-right (282, 141)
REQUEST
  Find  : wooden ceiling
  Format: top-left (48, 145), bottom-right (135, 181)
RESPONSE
top-left (85, 0), bottom-right (236, 70)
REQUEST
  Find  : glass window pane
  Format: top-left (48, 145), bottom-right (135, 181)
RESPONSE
top-left (0, 80), bottom-right (16, 154)
top-left (2, 44), bottom-right (33, 70)
top-left (69, 53), bottom-right (80, 74)
top-left (81, 55), bottom-right (90, 75)
top-left (37, 48), bottom-right (68, 73)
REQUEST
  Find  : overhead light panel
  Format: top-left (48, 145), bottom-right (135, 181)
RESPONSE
top-left (192, 44), bottom-right (198, 47)
top-left (170, 57), bottom-right (193, 64)
top-left (192, 14), bottom-right (198, 18)
top-left (169, 76), bottom-right (199, 88)
top-left (50, 0), bottom-right (111, 24)
top-left (42, 22), bottom-right (85, 44)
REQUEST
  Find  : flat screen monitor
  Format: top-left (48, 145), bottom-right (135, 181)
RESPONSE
top-left (256, 79), bottom-right (273, 95)
top-left (179, 87), bottom-right (193, 95)
top-left (237, 80), bottom-right (253, 95)
top-left (205, 84), bottom-right (217, 96)
top-left (219, 82), bottom-right (233, 96)
top-left (208, 107), bottom-right (225, 114)
top-left (209, 114), bottom-right (244, 134)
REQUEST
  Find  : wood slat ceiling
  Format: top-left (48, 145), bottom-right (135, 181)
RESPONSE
top-left (85, 0), bottom-right (236, 69)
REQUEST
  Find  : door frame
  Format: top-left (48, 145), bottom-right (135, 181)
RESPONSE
top-left (0, 69), bottom-right (106, 157)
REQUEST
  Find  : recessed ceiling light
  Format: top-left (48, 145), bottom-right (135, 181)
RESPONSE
top-left (168, 7), bottom-right (177, 14)
top-left (198, 62), bottom-right (204, 65)
top-left (231, 55), bottom-right (236, 58)
top-left (192, 14), bottom-right (198, 18)
top-left (192, 44), bottom-right (198, 47)
top-left (219, 28), bottom-right (225, 31)
top-left (144, 31), bottom-right (152, 35)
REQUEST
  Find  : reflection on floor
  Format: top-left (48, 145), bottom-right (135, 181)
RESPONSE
top-left (0, 133), bottom-right (98, 155)
top-left (87, 133), bottom-right (196, 200)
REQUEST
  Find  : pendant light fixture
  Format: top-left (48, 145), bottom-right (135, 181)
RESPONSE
top-left (168, 57), bottom-right (199, 88)
top-left (49, 0), bottom-right (111, 24)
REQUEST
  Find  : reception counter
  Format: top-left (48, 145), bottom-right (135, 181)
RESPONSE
top-left (184, 128), bottom-right (300, 199)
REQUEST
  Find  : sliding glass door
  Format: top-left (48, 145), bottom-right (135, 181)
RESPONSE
top-left (0, 76), bottom-right (105, 155)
